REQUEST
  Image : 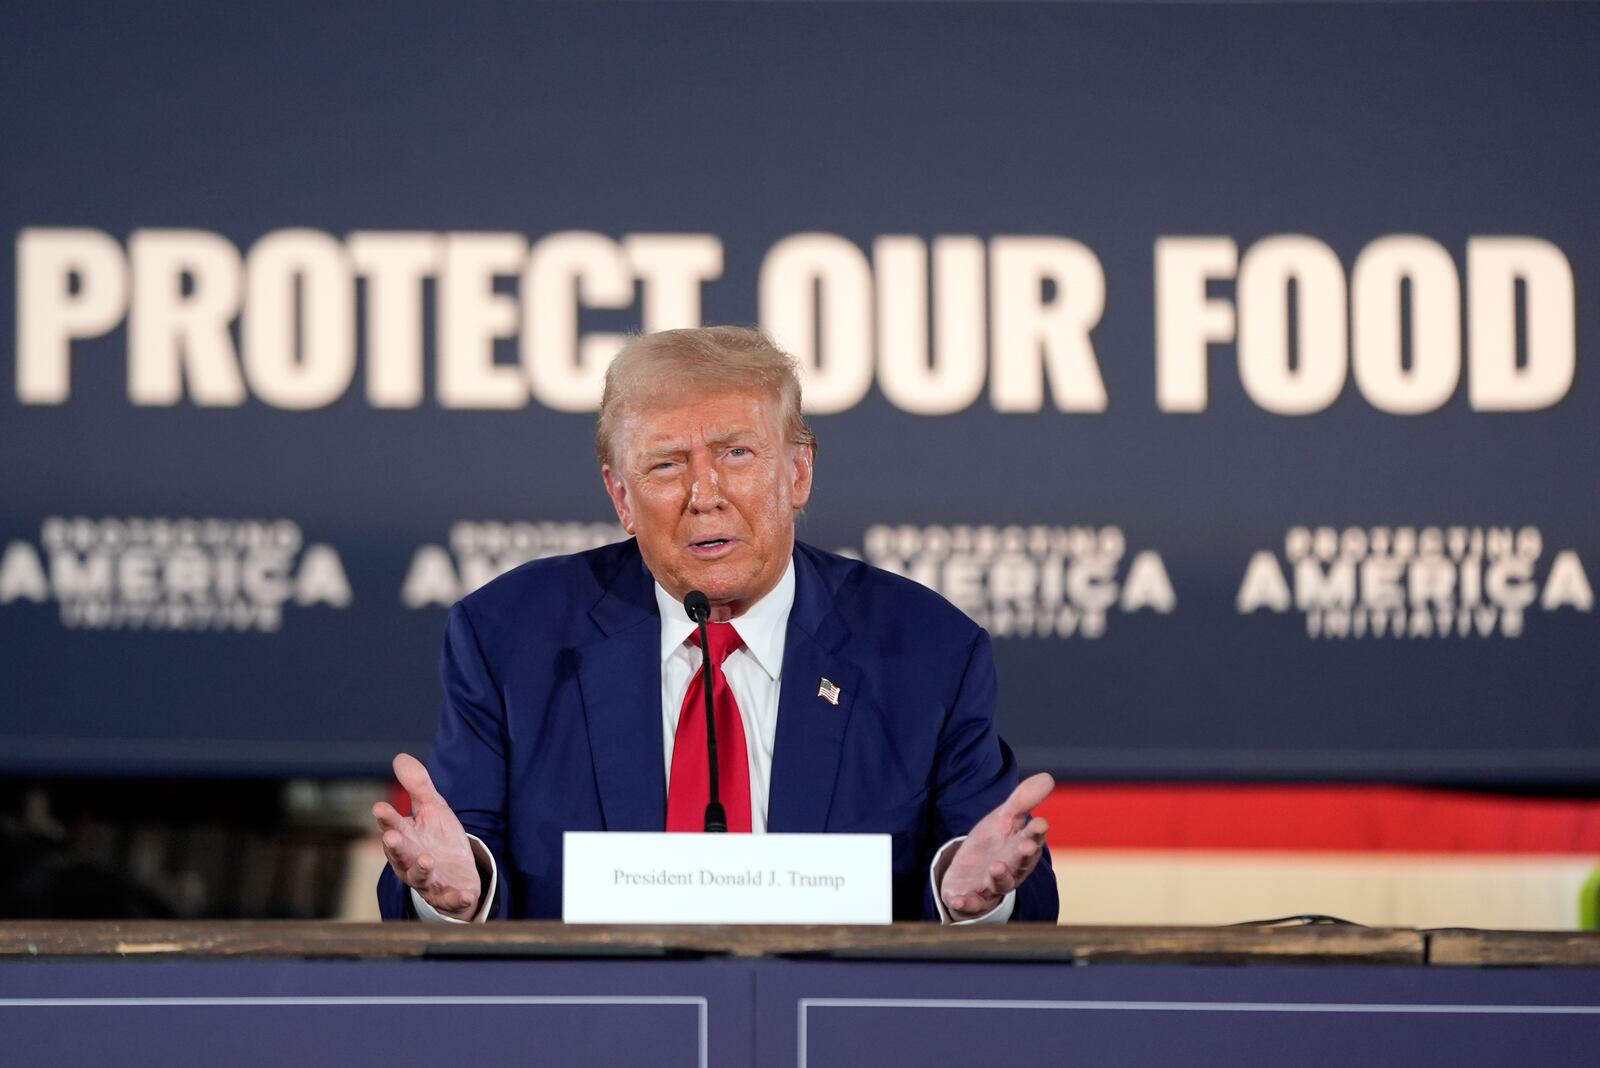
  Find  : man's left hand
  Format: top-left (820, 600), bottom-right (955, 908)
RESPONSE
top-left (940, 772), bottom-right (1055, 920)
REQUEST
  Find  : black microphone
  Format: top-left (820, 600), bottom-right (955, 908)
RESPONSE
top-left (683, 590), bottom-right (726, 833)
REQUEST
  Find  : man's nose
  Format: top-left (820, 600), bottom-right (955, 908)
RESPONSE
top-left (686, 456), bottom-right (726, 511)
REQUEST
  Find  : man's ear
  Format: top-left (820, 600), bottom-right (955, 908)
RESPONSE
top-left (788, 446), bottom-right (814, 511)
top-left (601, 465), bottom-right (635, 534)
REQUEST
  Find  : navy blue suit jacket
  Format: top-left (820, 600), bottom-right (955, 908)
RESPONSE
top-left (378, 539), bottom-right (1058, 922)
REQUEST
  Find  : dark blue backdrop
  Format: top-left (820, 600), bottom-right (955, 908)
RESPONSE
top-left (1, 2), bottom-right (1596, 780)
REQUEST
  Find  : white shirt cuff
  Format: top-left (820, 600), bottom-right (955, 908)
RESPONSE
top-left (929, 835), bottom-right (1016, 925)
top-left (410, 834), bottom-right (498, 924)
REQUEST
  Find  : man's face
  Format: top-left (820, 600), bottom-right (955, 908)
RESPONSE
top-left (602, 388), bottom-right (813, 616)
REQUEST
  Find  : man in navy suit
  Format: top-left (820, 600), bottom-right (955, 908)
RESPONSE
top-left (374, 326), bottom-right (1057, 923)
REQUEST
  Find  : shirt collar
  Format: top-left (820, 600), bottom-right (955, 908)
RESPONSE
top-left (654, 556), bottom-right (795, 681)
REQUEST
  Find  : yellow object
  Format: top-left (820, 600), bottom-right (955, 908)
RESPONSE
top-left (1581, 866), bottom-right (1600, 931)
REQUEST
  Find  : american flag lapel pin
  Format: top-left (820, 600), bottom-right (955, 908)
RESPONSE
top-left (817, 677), bottom-right (841, 705)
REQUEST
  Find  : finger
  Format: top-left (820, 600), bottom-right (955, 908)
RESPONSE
top-left (380, 832), bottom-right (407, 871)
top-left (392, 752), bottom-right (443, 807)
top-left (1012, 849), bottom-right (1042, 884)
top-left (371, 801), bottom-right (406, 833)
top-left (1005, 772), bottom-right (1055, 814)
top-left (1015, 818), bottom-right (1048, 850)
top-left (386, 854), bottom-right (412, 883)
top-left (988, 861), bottom-right (1010, 894)
top-left (979, 856), bottom-right (1004, 895)
top-left (381, 832), bottom-right (421, 882)
top-left (944, 891), bottom-right (980, 915)
top-left (381, 829), bottom-right (424, 872)
top-left (403, 853), bottom-right (435, 890)
top-left (965, 862), bottom-right (998, 898)
top-left (946, 888), bottom-right (999, 918)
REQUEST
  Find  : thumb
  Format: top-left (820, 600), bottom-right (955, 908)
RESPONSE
top-left (393, 752), bottom-right (442, 808)
top-left (1006, 772), bottom-right (1055, 815)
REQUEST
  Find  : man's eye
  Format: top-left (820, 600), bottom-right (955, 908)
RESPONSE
top-left (726, 447), bottom-right (750, 458)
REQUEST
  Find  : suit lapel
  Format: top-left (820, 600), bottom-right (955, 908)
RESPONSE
top-left (576, 546), bottom-right (666, 832)
top-left (767, 548), bottom-right (858, 833)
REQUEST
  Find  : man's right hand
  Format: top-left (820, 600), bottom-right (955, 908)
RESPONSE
top-left (371, 753), bottom-right (482, 920)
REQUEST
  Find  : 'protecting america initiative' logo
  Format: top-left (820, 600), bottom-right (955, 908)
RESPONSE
top-left (1235, 525), bottom-right (1593, 638)
top-left (858, 523), bottom-right (1174, 639)
top-left (0, 516), bottom-right (352, 632)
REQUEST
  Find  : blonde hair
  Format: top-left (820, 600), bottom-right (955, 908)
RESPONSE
top-left (596, 326), bottom-right (818, 468)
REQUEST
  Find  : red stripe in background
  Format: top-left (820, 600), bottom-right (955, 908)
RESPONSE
top-left (1035, 785), bottom-right (1600, 854)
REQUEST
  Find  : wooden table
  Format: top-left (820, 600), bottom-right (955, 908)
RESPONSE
top-left (3, 923), bottom-right (1597, 1066)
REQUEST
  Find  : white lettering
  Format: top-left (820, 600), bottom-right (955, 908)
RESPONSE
top-left (438, 232), bottom-right (527, 408)
top-left (759, 233), bottom-right (874, 414)
top-left (875, 236), bottom-right (986, 414)
top-left (400, 545), bottom-right (461, 608)
top-left (294, 544), bottom-right (352, 607)
top-left (1237, 235), bottom-right (1346, 415)
top-left (243, 229), bottom-right (356, 409)
top-left (349, 231), bottom-right (441, 408)
top-left (1540, 550), bottom-right (1592, 611)
top-left (16, 228), bottom-right (128, 404)
top-left (1236, 551), bottom-right (1291, 613)
top-left (1154, 236), bottom-right (1237, 412)
top-left (0, 542), bottom-right (49, 603)
top-left (624, 233), bottom-right (722, 333)
top-left (1120, 550), bottom-right (1175, 613)
top-left (524, 231), bottom-right (632, 412)
top-left (1468, 237), bottom-right (1576, 410)
top-left (990, 237), bottom-right (1107, 412)
top-left (128, 229), bottom-right (245, 405)
top-left (1351, 235), bottom-right (1460, 414)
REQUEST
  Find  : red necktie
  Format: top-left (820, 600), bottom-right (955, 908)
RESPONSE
top-left (666, 623), bottom-right (752, 833)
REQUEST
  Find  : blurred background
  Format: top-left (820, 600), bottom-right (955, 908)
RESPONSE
top-left (2, 0), bottom-right (1597, 927)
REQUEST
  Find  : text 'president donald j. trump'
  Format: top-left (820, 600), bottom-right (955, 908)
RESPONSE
top-left (374, 325), bottom-right (1058, 923)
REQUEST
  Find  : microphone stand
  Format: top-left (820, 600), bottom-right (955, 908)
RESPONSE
top-left (685, 591), bottom-right (727, 833)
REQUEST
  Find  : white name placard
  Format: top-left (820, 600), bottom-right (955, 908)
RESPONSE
top-left (562, 831), bottom-right (892, 924)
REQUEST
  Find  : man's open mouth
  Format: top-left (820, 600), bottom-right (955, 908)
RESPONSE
top-left (689, 538), bottom-right (736, 555)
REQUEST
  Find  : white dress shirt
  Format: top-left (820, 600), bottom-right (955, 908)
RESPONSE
top-left (654, 556), bottom-right (794, 832)
top-left (415, 557), bottom-right (1013, 924)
